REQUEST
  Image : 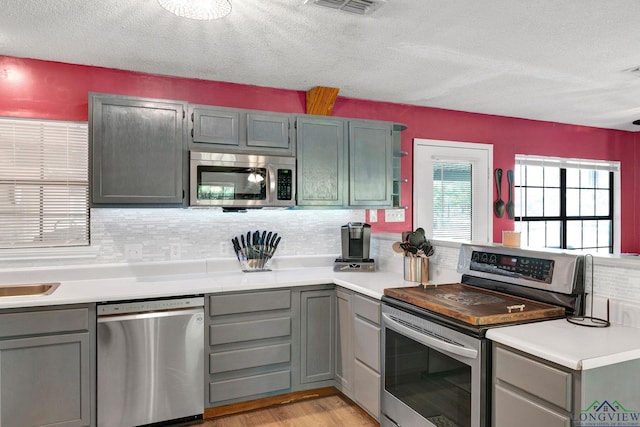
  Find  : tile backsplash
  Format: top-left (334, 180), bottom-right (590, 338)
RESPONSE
top-left (90, 208), bottom-right (365, 264)
top-left (2, 207), bottom-right (640, 326)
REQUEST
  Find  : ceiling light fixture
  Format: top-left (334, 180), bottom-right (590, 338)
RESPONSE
top-left (157, 0), bottom-right (232, 20)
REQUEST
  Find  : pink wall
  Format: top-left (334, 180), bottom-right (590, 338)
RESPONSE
top-left (1, 55), bottom-right (637, 251)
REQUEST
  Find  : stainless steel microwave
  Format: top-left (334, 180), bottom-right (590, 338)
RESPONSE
top-left (190, 151), bottom-right (295, 208)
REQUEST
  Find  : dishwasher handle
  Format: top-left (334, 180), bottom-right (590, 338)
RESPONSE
top-left (98, 307), bottom-right (203, 323)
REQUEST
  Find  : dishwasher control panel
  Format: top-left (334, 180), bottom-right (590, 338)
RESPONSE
top-left (98, 296), bottom-right (204, 316)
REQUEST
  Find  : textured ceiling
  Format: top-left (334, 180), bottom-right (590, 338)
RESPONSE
top-left (2, 0), bottom-right (640, 131)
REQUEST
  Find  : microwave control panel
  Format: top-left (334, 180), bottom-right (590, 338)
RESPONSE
top-left (277, 169), bottom-right (293, 200)
top-left (470, 250), bottom-right (554, 283)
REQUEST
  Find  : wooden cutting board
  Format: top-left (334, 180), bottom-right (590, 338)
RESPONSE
top-left (384, 283), bottom-right (565, 326)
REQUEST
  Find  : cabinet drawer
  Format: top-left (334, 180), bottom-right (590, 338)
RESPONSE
top-left (209, 290), bottom-right (291, 316)
top-left (0, 308), bottom-right (89, 338)
top-left (354, 359), bottom-right (380, 419)
top-left (210, 317), bottom-right (290, 345)
top-left (353, 294), bottom-right (380, 325)
top-left (210, 370), bottom-right (290, 403)
top-left (495, 346), bottom-right (572, 410)
top-left (210, 343), bottom-right (290, 373)
top-left (494, 383), bottom-right (571, 427)
top-left (353, 316), bottom-right (380, 371)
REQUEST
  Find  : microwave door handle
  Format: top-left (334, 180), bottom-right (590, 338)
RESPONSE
top-left (382, 312), bottom-right (478, 359)
top-left (267, 165), bottom-right (276, 204)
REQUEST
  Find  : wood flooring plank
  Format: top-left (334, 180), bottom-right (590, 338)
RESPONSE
top-left (181, 394), bottom-right (378, 427)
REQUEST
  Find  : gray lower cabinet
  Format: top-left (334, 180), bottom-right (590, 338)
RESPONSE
top-left (335, 288), bottom-right (353, 396)
top-left (0, 305), bottom-right (96, 427)
top-left (300, 288), bottom-right (336, 384)
top-left (493, 343), bottom-right (640, 427)
top-left (493, 344), bottom-right (573, 427)
top-left (352, 293), bottom-right (382, 419)
top-left (190, 105), bottom-right (293, 156)
top-left (89, 93), bottom-right (187, 206)
top-left (206, 289), bottom-right (293, 406)
top-left (335, 288), bottom-right (381, 420)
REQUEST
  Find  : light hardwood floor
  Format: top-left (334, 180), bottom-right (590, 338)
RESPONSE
top-left (180, 395), bottom-right (378, 427)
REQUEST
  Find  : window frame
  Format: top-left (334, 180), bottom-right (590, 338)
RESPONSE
top-left (413, 139), bottom-right (493, 243)
top-left (0, 116), bottom-right (96, 260)
top-left (514, 155), bottom-right (620, 253)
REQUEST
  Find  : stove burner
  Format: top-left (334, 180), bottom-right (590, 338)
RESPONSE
top-left (436, 291), bottom-right (503, 306)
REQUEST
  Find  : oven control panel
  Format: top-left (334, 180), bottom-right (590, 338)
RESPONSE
top-left (470, 250), bottom-right (554, 283)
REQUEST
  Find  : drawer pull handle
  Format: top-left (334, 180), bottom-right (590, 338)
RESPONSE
top-left (507, 304), bottom-right (525, 313)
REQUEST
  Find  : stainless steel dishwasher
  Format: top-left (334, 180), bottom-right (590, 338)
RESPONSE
top-left (97, 296), bottom-right (204, 427)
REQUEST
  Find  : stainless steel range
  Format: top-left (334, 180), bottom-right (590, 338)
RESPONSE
top-left (380, 243), bottom-right (585, 427)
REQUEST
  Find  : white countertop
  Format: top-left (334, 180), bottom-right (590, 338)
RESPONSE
top-left (486, 318), bottom-right (640, 371)
top-left (0, 261), bottom-right (410, 310)
top-left (4, 257), bottom-right (639, 372)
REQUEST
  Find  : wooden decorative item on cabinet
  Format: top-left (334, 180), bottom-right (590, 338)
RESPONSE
top-left (306, 86), bottom-right (340, 115)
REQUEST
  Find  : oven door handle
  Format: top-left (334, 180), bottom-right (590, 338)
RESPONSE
top-left (382, 312), bottom-right (478, 359)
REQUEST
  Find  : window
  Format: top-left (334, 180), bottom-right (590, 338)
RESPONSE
top-left (515, 155), bottom-right (619, 253)
top-left (433, 162), bottom-right (472, 240)
top-left (414, 139), bottom-right (493, 242)
top-left (0, 117), bottom-right (89, 249)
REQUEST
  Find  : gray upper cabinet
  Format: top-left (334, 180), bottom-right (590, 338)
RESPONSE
top-left (247, 112), bottom-right (291, 151)
top-left (348, 120), bottom-right (393, 207)
top-left (192, 107), bottom-right (240, 146)
top-left (0, 305), bottom-right (95, 427)
top-left (296, 116), bottom-right (346, 206)
top-left (90, 93), bottom-right (187, 206)
top-left (296, 116), bottom-right (397, 208)
top-left (190, 105), bottom-right (293, 156)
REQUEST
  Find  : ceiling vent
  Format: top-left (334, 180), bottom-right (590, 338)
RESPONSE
top-left (306, 0), bottom-right (387, 15)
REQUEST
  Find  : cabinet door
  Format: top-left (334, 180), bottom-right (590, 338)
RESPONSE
top-left (90, 94), bottom-right (186, 205)
top-left (296, 117), bottom-right (346, 206)
top-left (0, 333), bottom-right (91, 427)
top-left (494, 383), bottom-right (571, 427)
top-left (300, 289), bottom-right (335, 383)
top-left (335, 289), bottom-right (353, 395)
top-left (354, 359), bottom-right (380, 419)
top-left (191, 106), bottom-right (240, 146)
top-left (247, 112), bottom-right (291, 153)
top-left (348, 120), bottom-right (393, 207)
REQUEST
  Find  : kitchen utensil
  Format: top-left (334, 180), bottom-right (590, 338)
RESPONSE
top-left (392, 241), bottom-right (404, 253)
top-left (232, 230), bottom-right (280, 272)
top-left (494, 168), bottom-right (505, 218)
top-left (240, 234), bottom-right (247, 260)
top-left (506, 169), bottom-right (515, 219)
top-left (408, 228), bottom-right (426, 247)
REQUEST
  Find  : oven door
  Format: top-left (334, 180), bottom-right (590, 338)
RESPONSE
top-left (381, 304), bottom-right (488, 427)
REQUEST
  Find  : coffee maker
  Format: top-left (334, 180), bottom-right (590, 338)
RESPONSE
top-left (334, 222), bottom-right (375, 272)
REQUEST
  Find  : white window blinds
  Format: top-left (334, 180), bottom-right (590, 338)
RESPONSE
top-left (432, 161), bottom-right (473, 241)
top-left (0, 117), bottom-right (89, 248)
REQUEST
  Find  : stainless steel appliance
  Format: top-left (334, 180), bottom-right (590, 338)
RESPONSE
top-left (97, 297), bottom-right (205, 427)
top-left (381, 244), bottom-right (585, 427)
top-left (334, 222), bottom-right (375, 271)
top-left (190, 151), bottom-right (295, 208)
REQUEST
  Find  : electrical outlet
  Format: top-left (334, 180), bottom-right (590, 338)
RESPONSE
top-left (369, 209), bottom-right (378, 223)
top-left (124, 244), bottom-right (143, 261)
top-left (170, 243), bottom-right (181, 260)
top-left (385, 208), bottom-right (406, 223)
